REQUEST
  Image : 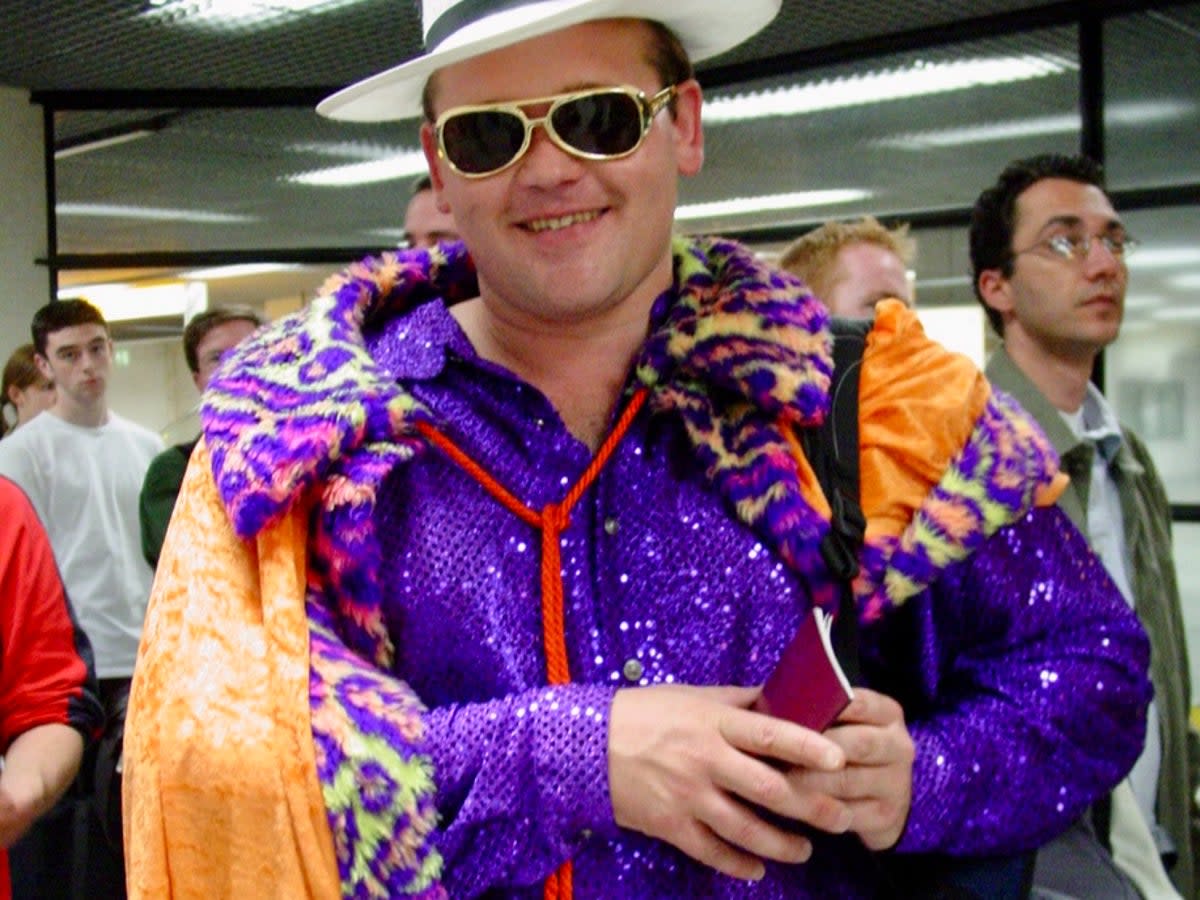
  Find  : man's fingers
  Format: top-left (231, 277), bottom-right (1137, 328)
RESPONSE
top-left (832, 687), bottom-right (904, 727)
top-left (694, 791), bottom-right (813, 870)
top-left (710, 749), bottom-right (854, 834)
top-left (673, 820), bottom-right (768, 881)
top-left (718, 707), bottom-right (845, 771)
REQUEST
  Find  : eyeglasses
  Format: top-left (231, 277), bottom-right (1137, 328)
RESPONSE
top-left (435, 84), bottom-right (677, 178)
top-left (1013, 231), bottom-right (1139, 264)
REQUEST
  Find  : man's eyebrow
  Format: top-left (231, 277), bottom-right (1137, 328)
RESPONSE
top-left (1034, 213), bottom-right (1125, 236)
top-left (1034, 214), bottom-right (1084, 235)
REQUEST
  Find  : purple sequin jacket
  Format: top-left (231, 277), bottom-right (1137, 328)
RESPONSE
top-left (200, 238), bottom-right (1151, 898)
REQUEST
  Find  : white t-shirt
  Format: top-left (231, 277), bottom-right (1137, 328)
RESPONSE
top-left (0, 410), bottom-right (164, 678)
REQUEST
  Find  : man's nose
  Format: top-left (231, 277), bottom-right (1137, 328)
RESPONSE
top-left (1083, 236), bottom-right (1122, 276)
top-left (513, 124), bottom-right (585, 186)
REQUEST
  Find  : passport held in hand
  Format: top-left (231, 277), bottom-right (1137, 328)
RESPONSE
top-left (753, 607), bottom-right (854, 731)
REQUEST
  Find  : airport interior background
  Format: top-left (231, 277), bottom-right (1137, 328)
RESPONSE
top-left (0, 1), bottom-right (1198, 692)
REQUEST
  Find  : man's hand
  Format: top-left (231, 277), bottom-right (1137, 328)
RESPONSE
top-left (789, 688), bottom-right (914, 850)
top-left (608, 684), bottom-right (852, 881)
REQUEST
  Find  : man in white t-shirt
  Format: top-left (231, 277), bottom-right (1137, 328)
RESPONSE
top-left (0, 297), bottom-right (162, 898)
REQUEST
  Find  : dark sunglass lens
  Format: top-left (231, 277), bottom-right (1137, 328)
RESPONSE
top-left (442, 110), bottom-right (525, 174)
top-left (552, 92), bottom-right (643, 156)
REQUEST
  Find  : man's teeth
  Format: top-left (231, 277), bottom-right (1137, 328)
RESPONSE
top-left (527, 210), bottom-right (600, 232)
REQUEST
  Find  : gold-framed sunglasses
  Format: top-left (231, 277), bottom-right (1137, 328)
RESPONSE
top-left (434, 84), bottom-right (678, 179)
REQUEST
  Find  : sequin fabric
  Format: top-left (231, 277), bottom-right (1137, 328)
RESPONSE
top-left (197, 236), bottom-right (1150, 898)
top-left (367, 308), bottom-right (1149, 897)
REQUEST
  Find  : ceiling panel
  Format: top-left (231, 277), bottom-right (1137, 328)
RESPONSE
top-left (0, 0), bottom-right (1196, 335)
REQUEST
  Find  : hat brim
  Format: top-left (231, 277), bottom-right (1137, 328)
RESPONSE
top-left (317, 0), bottom-right (781, 122)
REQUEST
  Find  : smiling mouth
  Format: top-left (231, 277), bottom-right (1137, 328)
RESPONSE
top-left (524, 210), bottom-right (602, 233)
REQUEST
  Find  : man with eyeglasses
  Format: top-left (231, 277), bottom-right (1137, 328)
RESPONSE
top-left (972, 153), bottom-right (1196, 900)
top-left (125, 6), bottom-right (1152, 899)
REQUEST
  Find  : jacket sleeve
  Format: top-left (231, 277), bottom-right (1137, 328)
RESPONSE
top-left (872, 505), bottom-right (1152, 855)
top-left (848, 303), bottom-right (1149, 856)
top-left (0, 477), bottom-right (104, 747)
top-left (137, 445), bottom-right (189, 569)
top-left (421, 682), bottom-right (619, 894)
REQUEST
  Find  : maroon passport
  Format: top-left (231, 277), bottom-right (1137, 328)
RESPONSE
top-left (754, 607), bottom-right (854, 731)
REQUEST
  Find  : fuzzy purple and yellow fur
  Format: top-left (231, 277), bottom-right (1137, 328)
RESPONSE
top-left (192, 235), bottom-right (1062, 897)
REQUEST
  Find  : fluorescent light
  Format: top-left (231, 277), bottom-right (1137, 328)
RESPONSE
top-left (916, 275), bottom-right (972, 289)
top-left (1123, 293), bottom-right (1163, 310)
top-left (880, 114), bottom-right (1078, 149)
top-left (1128, 247), bottom-right (1200, 270)
top-left (141, 0), bottom-right (368, 31)
top-left (1151, 306), bottom-right (1200, 322)
top-left (288, 150), bottom-right (428, 187)
top-left (180, 263), bottom-right (301, 280)
top-left (55, 129), bottom-right (156, 160)
top-left (55, 203), bottom-right (255, 224)
top-left (702, 55), bottom-right (1074, 125)
top-left (676, 189), bottom-right (870, 222)
top-left (57, 281), bottom-right (208, 323)
top-left (1168, 273), bottom-right (1200, 290)
top-left (879, 100), bottom-right (1191, 150)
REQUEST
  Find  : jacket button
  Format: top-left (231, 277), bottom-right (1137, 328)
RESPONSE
top-left (622, 658), bottom-right (644, 682)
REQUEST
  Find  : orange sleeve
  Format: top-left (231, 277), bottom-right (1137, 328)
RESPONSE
top-left (858, 300), bottom-right (992, 542)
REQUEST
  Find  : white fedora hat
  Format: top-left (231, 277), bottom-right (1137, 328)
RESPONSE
top-left (317, 0), bottom-right (781, 122)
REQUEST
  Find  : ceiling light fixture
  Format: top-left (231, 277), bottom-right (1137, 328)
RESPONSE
top-left (1127, 246), bottom-right (1200, 270)
top-left (54, 113), bottom-right (178, 161)
top-left (287, 150), bottom-right (429, 187)
top-left (57, 280), bottom-right (208, 323)
top-left (675, 189), bottom-right (870, 222)
top-left (1150, 305), bottom-right (1200, 322)
top-left (56, 203), bottom-right (255, 224)
top-left (702, 55), bottom-right (1075, 125)
top-left (141, 0), bottom-right (368, 31)
top-left (55, 129), bottom-right (156, 160)
top-left (180, 263), bottom-right (302, 280)
top-left (1167, 273), bottom-right (1200, 290)
top-left (878, 100), bottom-right (1193, 150)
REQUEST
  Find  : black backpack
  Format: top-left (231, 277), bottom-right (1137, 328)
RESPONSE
top-left (802, 316), bottom-right (1035, 900)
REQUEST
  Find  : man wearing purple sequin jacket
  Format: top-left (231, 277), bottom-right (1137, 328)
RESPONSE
top-left (124, 1), bottom-right (1152, 898)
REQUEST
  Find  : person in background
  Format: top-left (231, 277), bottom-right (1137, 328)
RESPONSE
top-left (0, 346), bottom-right (55, 439)
top-left (125, 3), bottom-right (1151, 897)
top-left (779, 216), bottom-right (915, 318)
top-left (0, 299), bottom-right (162, 899)
top-left (0, 475), bottom-right (105, 900)
top-left (139, 306), bottom-right (262, 568)
top-left (403, 173), bottom-right (461, 249)
top-left (972, 152), bottom-right (1197, 900)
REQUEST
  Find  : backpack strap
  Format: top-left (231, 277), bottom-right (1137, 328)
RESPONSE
top-left (800, 316), bottom-right (870, 685)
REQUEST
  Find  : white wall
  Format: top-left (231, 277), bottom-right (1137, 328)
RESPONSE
top-left (0, 87), bottom-right (49, 362)
top-left (108, 338), bottom-right (200, 442)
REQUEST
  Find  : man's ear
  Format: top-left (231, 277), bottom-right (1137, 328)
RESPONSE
top-left (976, 268), bottom-right (1014, 319)
top-left (670, 78), bottom-right (705, 177)
top-left (34, 354), bottom-right (53, 383)
top-left (419, 124), bottom-right (452, 213)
